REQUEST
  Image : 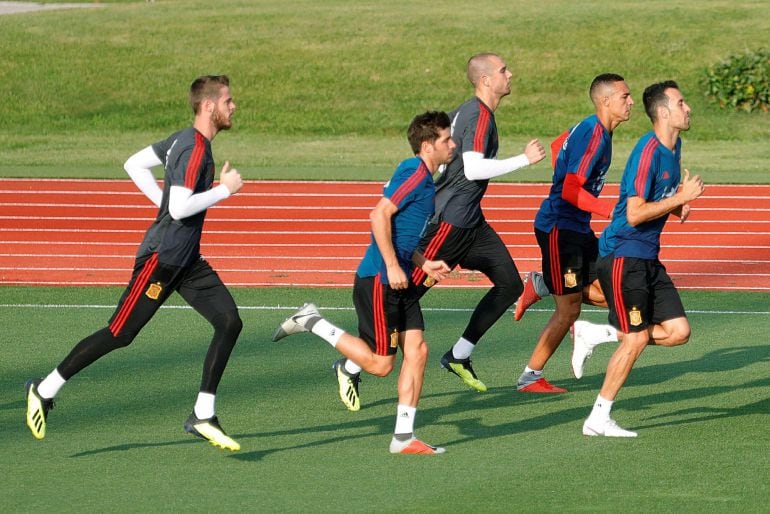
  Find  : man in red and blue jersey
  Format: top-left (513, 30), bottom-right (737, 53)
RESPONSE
top-left (273, 111), bottom-right (454, 454)
top-left (25, 76), bottom-right (245, 450)
top-left (412, 53), bottom-right (546, 392)
top-left (515, 74), bottom-right (634, 393)
top-left (579, 81), bottom-right (704, 437)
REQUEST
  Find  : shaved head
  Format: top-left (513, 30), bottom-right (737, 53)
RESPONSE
top-left (466, 53), bottom-right (501, 87)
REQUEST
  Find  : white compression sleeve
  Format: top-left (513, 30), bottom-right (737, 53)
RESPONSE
top-left (124, 146), bottom-right (164, 207)
top-left (168, 184), bottom-right (230, 220)
top-left (462, 151), bottom-right (531, 180)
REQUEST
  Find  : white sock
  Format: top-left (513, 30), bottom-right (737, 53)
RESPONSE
top-left (524, 366), bottom-right (542, 375)
top-left (194, 392), bottom-right (216, 419)
top-left (344, 359), bottom-right (362, 375)
top-left (590, 394), bottom-right (613, 420)
top-left (37, 369), bottom-right (66, 399)
top-left (310, 319), bottom-right (345, 346)
top-left (452, 338), bottom-right (475, 359)
top-left (394, 404), bottom-right (416, 436)
top-left (531, 271), bottom-right (551, 297)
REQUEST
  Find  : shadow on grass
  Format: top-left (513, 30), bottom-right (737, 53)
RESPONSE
top-left (64, 345), bottom-right (769, 459)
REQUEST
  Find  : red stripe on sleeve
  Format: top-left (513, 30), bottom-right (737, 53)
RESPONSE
top-left (634, 138), bottom-right (658, 198)
top-left (472, 105), bottom-right (490, 153)
top-left (576, 124), bottom-right (603, 179)
top-left (184, 132), bottom-right (206, 190)
top-left (390, 162), bottom-right (427, 206)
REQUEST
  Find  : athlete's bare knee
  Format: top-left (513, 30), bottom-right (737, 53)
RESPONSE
top-left (670, 326), bottom-right (690, 345)
top-left (369, 357), bottom-right (394, 377)
top-left (662, 319), bottom-right (690, 346)
top-left (413, 340), bottom-right (429, 366)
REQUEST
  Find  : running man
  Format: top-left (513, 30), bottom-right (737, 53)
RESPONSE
top-left (580, 81), bottom-right (704, 437)
top-left (272, 111), bottom-right (454, 454)
top-left (412, 52), bottom-right (546, 392)
top-left (25, 75), bottom-right (245, 451)
top-left (516, 74), bottom-right (634, 393)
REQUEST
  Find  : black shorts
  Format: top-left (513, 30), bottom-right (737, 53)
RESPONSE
top-left (108, 253), bottom-right (237, 338)
top-left (352, 274), bottom-right (424, 356)
top-left (596, 254), bottom-right (686, 333)
top-left (412, 220), bottom-right (519, 293)
top-left (535, 227), bottom-right (598, 295)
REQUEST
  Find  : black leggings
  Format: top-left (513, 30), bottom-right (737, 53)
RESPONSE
top-left (56, 255), bottom-right (242, 394)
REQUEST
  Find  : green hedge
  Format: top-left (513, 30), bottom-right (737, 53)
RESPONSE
top-left (705, 49), bottom-right (770, 112)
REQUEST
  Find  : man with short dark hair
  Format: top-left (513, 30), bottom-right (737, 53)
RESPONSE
top-left (580, 81), bottom-right (704, 437)
top-left (515, 74), bottom-right (634, 393)
top-left (273, 111), bottom-right (454, 454)
top-left (25, 75), bottom-right (245, 451)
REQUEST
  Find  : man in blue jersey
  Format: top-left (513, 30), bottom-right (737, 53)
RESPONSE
top-left (579, 81), bottom-right (704, 437)
top-left (25, 76), bottom-right (245, 450)
top-left (515, 74), bottom-right (634, 393)
top-left (273, 111), bottom-right (454, 454)
top-left (412, 53), bottom-right (546, 392)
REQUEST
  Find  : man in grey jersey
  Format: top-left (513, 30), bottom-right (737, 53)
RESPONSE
top-left (411, 53), bottom-right (546, 392)
top-left (25, 75), bottom-right (244, 451)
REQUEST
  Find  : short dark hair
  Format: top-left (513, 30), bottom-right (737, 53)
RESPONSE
top-left (189, 75), bottom-right (230, 114)
top-left (407, 111), bottom-right (451, 154)
top-left (589, 73), bottom-right (625, 102)
top-left (643, 80), bottom-right (679, 122)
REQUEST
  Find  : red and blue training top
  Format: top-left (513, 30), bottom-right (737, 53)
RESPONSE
top-left (534, 114), bottom-right (613, 234)
top-left (599, 131), bottom-right (682, 259)
top-left (357, 157), bottom-right (436, 284)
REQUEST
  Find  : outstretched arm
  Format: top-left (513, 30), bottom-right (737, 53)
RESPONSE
top-left (463, 139), bottom-right (546, 180)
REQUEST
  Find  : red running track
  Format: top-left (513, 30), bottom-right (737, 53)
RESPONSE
top-left (1, 179), bottom-right (769, 291)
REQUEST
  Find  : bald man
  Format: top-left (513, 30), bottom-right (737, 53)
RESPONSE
top-left (411, 53), bottom-right (546, 393)
top-left (515, 74), bottom-right (634, 393)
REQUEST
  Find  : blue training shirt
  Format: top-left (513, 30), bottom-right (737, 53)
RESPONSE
top-left (534, 114), bottom-right (612, 234)
top-left (357, 157), bottom-right (436, 283)
top-left (599, 131), bottom-right (682, 259)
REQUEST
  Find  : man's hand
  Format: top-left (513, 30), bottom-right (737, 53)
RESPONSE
top-left (524, 139), bottom-right (546, 165)
top-left (421, 259), bottom-right (451, 283)
top-left (387, 264), bottom-right (408, 290)
top-left (679, 169), bottom-right (704, 204)
top-left (220, 161), bottom-right (243, 194)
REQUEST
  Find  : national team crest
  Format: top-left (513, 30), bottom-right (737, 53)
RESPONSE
top-left (564, 270), bottom-right (577, 289)
top-left (629, 307), bottom-right (643, 327)
top-left (390, 329), bottom-right (399, 348)
top-left (145, 282), bottom-right (163, 300)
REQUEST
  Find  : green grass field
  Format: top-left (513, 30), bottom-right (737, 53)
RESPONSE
top-left (2, 0), bottom-right (770, 512)
top-left (0, 0), bottom-right (768, 181)
top-left (2, 287), bottom-right (769, 512)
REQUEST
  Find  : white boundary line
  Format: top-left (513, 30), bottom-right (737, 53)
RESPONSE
top-left (0, 303), bottom-right (767, 315)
